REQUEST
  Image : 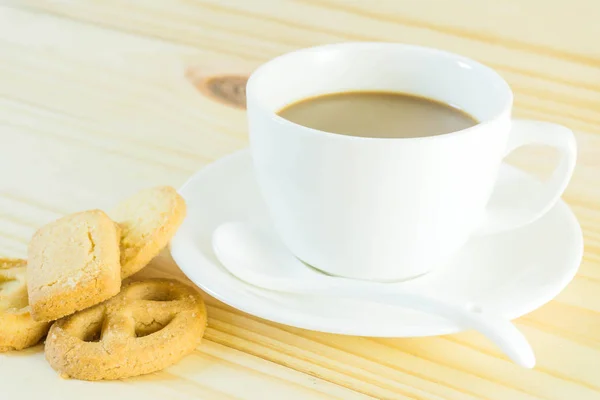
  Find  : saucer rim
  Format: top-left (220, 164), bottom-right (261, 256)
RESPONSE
top-left (172, 149), bottom-right (584, 337)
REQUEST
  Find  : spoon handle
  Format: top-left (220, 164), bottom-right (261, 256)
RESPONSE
top-left (328, 283), bottom-right (535, 368)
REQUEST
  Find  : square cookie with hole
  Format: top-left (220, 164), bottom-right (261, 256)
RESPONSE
top-left (27, 210), bottom-right (121, 322)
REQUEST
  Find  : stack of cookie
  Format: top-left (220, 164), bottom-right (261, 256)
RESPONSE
top-left (0, 186), bottom-right (208, 381)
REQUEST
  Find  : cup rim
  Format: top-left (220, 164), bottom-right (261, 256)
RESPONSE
top-left (246, 42), bottom-right (514, 142)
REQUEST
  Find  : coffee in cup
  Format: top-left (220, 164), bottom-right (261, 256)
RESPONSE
top-left (277, 91), bottom-right (478, 139)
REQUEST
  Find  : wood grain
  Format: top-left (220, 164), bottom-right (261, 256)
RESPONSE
top-left (0, 1), bottom-right (598, 398)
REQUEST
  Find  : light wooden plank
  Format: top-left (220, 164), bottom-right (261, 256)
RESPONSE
top-left (0, 2), bottom-right (598, 399)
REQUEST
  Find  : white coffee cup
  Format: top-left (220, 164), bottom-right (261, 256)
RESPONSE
top-left (246, 43), bottom-right (576, 282)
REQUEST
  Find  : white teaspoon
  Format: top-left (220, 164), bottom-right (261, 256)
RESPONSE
top-left (212, 222), bottom-right (535, 368)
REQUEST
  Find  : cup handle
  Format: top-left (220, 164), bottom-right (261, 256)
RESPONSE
top-left (476, 119), bottom-right (577, 236)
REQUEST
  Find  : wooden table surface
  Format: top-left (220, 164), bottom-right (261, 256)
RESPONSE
top-left (1, 1), bottom-right (599, 399)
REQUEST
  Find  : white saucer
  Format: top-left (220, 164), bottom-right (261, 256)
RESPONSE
top-left (171, 150), bottom-right (583, 337)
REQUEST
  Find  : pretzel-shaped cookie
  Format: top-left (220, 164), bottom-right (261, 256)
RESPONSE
top-left (0, 258), bottom-right (50, 351)
top-left (45, 279), bottom-right (207, 380)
